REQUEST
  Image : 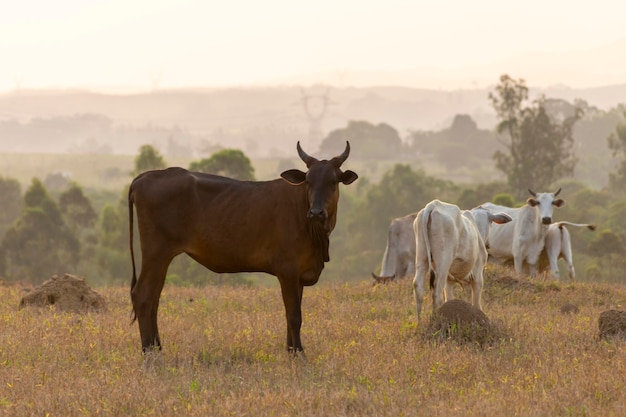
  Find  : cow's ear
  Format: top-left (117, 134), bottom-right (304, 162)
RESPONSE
top-left (340, 170), bottom-right (358, 185)
top-left (527, 198), bottom-right (539, 207)
top-left (492, 212), bottom-right (513, 224)
top-left (280, 169), bottom-right (306, 185)
top-left (553, 198), bottom-right (565, 208)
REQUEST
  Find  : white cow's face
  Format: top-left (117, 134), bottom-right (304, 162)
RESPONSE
top-left (527, 190), bottom-right (565, 225)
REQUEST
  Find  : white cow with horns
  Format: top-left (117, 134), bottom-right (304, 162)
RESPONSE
top-left (481, 188), bottom-right (565, 277)
top-left (413, 200), bottom-right (512, 318)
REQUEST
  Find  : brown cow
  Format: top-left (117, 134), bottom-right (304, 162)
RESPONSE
top-left (128, 142), bottom-right (357, 354)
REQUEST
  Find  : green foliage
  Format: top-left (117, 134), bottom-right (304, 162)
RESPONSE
top-left (573, 103), bottom-right (623, 188)
top-left (189, 148), bottom-right (255, 180)
top-left (318, 120), bottom-right (403, 159)
top-left (0, 179), bottom-right (78, 283)
top-left (588, 229), bottom-right (625, 281)
top-left (607, 106), bottom-right (626, 193)
top-left (44, 172), bottom-right (71, 191)
top-left (326, 164), bottom-right (458, 279)
top-left (0, 176), bottom-right (22, 235)
top-left (408, 114), bottom-right (496, 170)
top-left (456, 182), bottom-right (510, 209)
top-left (59, 182), bottom-right (97, 230)
top-left (366, 164), bottom-right (457, 223)
top-left (58, 182), bottom-right (99, 281)
top-left (4, 104), bottom-right (626, 286)
top-left (489, 75), bottom-right (583, 198)
top-left (133, 144), bottom-right (167, 176)
top-left (99, 204), bottom-right (125, 249)
top-left (96, 190), bottom-right (129, 283)
top-left (492, 193), bottom-right (515, 207)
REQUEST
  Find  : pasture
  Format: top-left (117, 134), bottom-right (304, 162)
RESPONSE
top-left (1, 266), bottom-right (626, 416)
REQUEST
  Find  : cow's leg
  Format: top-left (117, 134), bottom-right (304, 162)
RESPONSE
top-left (560, 230), bottom-right (575, 280)
top-left (445, 277), bottom-right (455, 301)
top-left (432, 270), bottom-right (448, 312)
top-left (413, 261), bottom-right (428, 320)
top-left (131, 256), bottom-right (172, 352)
top-left (567, 264), bottom-right (575, 281)
top-left (431, 250), bottom-right (453, 313)
top-left (405, 257), bottom-right (416, 281)
top-left (513, 254), bottom-right (525, 276)
top-left (278, 278), bottom-right (304, 353)
top-left (527, 253), bottom-right (540, 277)
top-left (471, 269), bottom-right (484, 311)
top-left (548, 253), bottom-right (561, 280)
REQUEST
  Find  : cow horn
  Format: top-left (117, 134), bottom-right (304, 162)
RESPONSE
top-left (554, 187), bottom-right (562, 196)
top-left (297, 141), bottom-right (317, 167)
top-left (333, 141), bottom-right (351, 167)
top-left (528, 188), bottom-right (537, 197)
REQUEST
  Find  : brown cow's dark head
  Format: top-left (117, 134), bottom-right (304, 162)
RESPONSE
top-left (280, 141), bottom-right (358, 231)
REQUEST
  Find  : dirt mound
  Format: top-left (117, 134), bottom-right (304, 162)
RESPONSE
top-left (560, 303), bottom-right (580, 314)
top-left (437, 299), bottom-right (490, 327)
top-left (19, 274), bottom-right (106, 313)
top-left (425, 300), bottom-right (501, 346)
top-left (598, 309), bottom-right (626, 339)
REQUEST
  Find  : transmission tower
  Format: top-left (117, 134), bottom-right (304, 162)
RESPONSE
top-left (298, 87), bottom-right (333, 151)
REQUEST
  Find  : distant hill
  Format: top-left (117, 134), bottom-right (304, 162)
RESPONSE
top-left (0, 84), bottom-right (624, 156)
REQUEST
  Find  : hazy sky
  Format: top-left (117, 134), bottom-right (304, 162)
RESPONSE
top-left (2, 0), bottom-right (626, 93)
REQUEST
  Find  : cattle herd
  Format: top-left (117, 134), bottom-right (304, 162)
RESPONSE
top-left (128, 142), bottom-right (596, 356)
top-left (374, 187), bottom-right (597, 319)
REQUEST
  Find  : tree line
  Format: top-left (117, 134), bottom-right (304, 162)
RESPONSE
top-left (1, 74), bottom-right (625, 285)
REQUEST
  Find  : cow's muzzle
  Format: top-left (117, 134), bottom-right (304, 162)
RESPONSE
top-left (542, 217), bottom-right (552, 225)
top-left (307, 208), bottom-right (327, 221)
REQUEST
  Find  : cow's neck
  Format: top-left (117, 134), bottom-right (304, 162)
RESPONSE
top-left (526, 205), bottom-right (549, 240)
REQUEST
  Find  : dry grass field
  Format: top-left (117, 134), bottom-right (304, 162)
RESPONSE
top-left (1, 266), bottom-right (626, 416)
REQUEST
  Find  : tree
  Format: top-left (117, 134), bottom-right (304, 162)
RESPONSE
top-left (132, 144), bottom-right (166, 176)
top-left (318, 120), bottom-right (403, 160)
top-left (456, 181), bottom-right (511, 209)
top-left (607, 105), bottom-right (626, 192)
top-left (96, 191), bottom-right (129, 284)
top-left (0, 176), bottom-right (22, 234)
top-left (0, 179), bottom-right (78, 282)
top-left (59, 182), bottom-right (97, 232)
top-left (189, 149), bottom-right (255, 180)
top-left (59, 182), bottom-right (99, 278)
top-left (489, 74), bottom-right (583, 199)
top-left (588, 229), bottom-right (624, 281)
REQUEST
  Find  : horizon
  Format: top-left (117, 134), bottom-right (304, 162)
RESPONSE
top-left (2, 1), bottom-right (626, 94)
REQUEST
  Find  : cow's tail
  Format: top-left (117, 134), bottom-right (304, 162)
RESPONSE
top-left (555, 221), bottom-right (596, 231)
top-left (420, 203), bottom-right (435, 290)
top-left (375, 224), bottom-right (395, 279)
top-left (128, 184), bottom-right (137, 323)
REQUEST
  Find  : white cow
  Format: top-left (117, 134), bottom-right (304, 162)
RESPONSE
top-left (481, 188), bottom-right (565, 277)
top-left (538, 221), bottom-right (596, 280)
top-left (413, 200), bottom-right (512, 318)
top-left (371, 213), bottom-right (417, 284)
top-left (372, 207), bottom-right (508, 285)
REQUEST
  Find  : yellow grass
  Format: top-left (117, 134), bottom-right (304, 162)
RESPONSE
top-left (1, 267), bottom-right (626, 417)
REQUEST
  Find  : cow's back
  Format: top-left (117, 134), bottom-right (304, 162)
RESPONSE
top-left (482, 203), bottom-right (519, 259)
top-left (130, 167), bottom-right (318, 276)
